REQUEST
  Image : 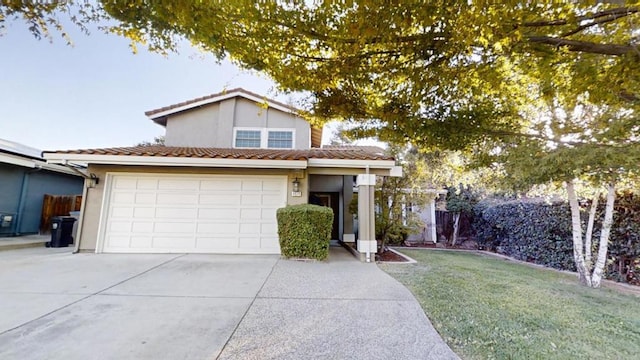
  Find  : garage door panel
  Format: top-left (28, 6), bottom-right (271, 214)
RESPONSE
top-left (158, 179), bottom-right (200, 190)
top-left (157, 193), bottom-right (198, 205)
top-left (109, 221), bottom-right (131, 232)
top-left (200, 179), bottom-right (241, 191)
top-left (113, 177), bottom-right (138, 189)
top-left (102, 174), bottom-right (285, 254)
top-left (133, 207), bottom-right (155, 218)
top-left (111, 207), bottom-right (134, 218)
top-left (241, 180), bottom-right (262, 191)
top-left (152, 237), bottom-right (196, 249)
top-left (197, 223), bottom-right (238, 234)
top-left (199, 194), bottom-right (241, 205)
top-left (156, 207), bottom-right (198, 219)
top-left (154, 222), bottom-right (196, 233)
top-left (241, 195), bottom-right (261, 205)
top-left (133, 193), bottom-right (156, 204)
top-left (113, 192), bottom-right (135, 204)
top-left (130, 236), bottom-right (152, 248)
top-left (198, 208), bottom-right (240, 220)
top-left (131, 222), bottom-right (153, 233)
top-left (136, 179), bottom-right (158, 189)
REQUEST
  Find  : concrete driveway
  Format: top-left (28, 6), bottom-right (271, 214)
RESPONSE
top-left (0, 246), bottom-right (457, 360)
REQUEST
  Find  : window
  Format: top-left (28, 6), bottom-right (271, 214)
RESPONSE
top-left (233, 128), bottom-right (295, 148)
top-left (268, 131), bottom-right (293, 149)
top-left (235, 130), bottom-right (261, 148)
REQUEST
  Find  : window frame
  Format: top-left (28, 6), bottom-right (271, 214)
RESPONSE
top-left (233, 127), bottom-right (296, 149)
top-left (233, 128), bottom-right (263, 148)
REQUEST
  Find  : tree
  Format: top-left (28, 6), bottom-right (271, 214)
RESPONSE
top-left (374, 146), bottom-right (429, 252)
top-left (7, 2), bottom-right (640, 286)
top-left (445, 184), bottom-right (479, 247)
top-left (136, 136), bottom-right (165, 147)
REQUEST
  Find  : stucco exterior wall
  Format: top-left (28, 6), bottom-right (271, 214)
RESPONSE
top-left (164, 103), bottom-right (220, 147)
top-left (163, 97), bottom-right (311, 149)
top-left (78, 165), bottom-right (309, 251)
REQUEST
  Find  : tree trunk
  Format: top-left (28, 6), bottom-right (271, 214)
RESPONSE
top-left (584, 191), bottom-right (600, 272)
top-left (451, 212), bottom-right (461, 246)
top-left (566, 181), bottom-right (592, 286)
top-left (591, 183), bottom-right (616, 288)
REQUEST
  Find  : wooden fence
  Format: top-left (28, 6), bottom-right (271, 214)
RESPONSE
top-left (40, 194), bottom-right (82, 234)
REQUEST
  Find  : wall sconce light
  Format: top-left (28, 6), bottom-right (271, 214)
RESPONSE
top-left (88, 173), bottom-right (100, 188)
top-left (292, 178), bottom-right (300, 193)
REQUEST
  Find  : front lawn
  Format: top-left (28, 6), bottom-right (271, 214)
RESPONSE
top-left (380, 250), bottom-right (640, 360)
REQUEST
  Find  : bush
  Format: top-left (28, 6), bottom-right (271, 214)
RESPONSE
top-left (474, 192), bottom-right (640, 282)
top-left (276, 204), bottom-right (333, 260)
top-left (474, 200), bottom-right (576, 271)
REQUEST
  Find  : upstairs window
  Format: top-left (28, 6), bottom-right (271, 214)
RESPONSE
top-left (235, 130), bottom-right (261, 148)
top-left (267, 131), bottom-right (293, 149)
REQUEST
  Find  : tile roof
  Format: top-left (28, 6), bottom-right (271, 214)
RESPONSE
top-left (45, 146), bottom-right (394, 161)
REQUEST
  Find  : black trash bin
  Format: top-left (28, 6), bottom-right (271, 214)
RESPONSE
top-left (48, 216), bottom-right (76, 248)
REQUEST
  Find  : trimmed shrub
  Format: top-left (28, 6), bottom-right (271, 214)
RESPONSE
top-left (474, 192), bottom-right (640, 282)
top-left (276, 204), bottom-right (333, 260)
top-left (474, 200), bottom-right (575, 271)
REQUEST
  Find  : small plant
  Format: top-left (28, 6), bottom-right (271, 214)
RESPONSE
top-left (276, 204), bottom-right (333, 260)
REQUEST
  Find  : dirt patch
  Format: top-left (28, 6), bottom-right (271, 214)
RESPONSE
top-left (376, 249), bottom-right (409, 262)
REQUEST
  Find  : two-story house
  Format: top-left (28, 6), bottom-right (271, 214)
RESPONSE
top-left (44, 89), bottom-right (399, 260)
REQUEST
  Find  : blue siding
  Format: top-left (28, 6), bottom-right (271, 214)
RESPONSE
top-left (0, 163), bottom-right (24, 235)
top-left (0, 163), bottom-right (83, 236)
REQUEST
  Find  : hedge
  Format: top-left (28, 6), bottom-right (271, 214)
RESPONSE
top-left (474, 200), bottom-right (575, 271)
top-left (474, 192), bottom-right (640, 283)
top-left (276, 204), bottom-right (333, 260)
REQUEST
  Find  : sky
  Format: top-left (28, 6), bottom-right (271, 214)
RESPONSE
top-left (0, 17), bottom-right (315, 152)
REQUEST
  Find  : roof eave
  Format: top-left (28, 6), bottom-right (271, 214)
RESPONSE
top-left (43, 153), bottom-right (308, 169)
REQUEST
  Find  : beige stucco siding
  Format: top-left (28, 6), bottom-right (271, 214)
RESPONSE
top-left (165, 103), bottom-right (220, 147)
top-left (163, 97), bottom-right (311, 149)
top-left (77, 165), bottom-right (308, 252)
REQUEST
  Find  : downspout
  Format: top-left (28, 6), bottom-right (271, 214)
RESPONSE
top-left (73, 177), bottom-right (90, 254)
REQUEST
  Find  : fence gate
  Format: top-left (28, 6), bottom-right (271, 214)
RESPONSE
top-left (40, 194), bottom-right (82, 234)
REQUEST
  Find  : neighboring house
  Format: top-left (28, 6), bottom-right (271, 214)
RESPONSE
top-left (44, 88), bottom-right (399, 260)
top-left (0, 139), bottom-right (84, 236)
top-left (405, 189), bottom-right (448, 244)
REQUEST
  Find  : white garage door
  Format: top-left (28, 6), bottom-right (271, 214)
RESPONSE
top-left (99, 174), bottom-right (287, 254)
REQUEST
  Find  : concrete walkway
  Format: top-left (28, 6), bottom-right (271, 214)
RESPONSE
top-left (0, 234), bottom-right (49, 251)
top-left (0, 246), bottom-right (457, 360)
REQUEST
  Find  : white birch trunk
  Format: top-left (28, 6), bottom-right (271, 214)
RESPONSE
top-left (591, 184), bottom-right (616, 288)
top-left (451, 212), bottom-right (461, 246)
top-left (584, 192), bottom-right (600, 272)
top-left (566, 181), bottom-right (592, 286)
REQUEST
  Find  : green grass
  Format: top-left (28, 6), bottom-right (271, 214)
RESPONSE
top-left (380, 250), bottom-right (640, 360)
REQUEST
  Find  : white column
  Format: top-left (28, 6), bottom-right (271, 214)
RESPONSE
top-left (356, 174), bottom-right (376, 257)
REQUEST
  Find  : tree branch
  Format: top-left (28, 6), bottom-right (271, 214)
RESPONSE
top-left (522, 6), bottom-right (638, 27)
top-left (527, 36), bottom-right (635, 56)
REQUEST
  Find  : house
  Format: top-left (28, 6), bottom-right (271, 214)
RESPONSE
top-left (43, 89), bottom-right (400, 260)
top-left (0, 139), bottom-right (84, 236)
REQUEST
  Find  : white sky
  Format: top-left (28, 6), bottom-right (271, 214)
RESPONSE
top-left (0, 18), bottom-right (380, 152)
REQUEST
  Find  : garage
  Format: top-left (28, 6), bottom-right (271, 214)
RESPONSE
top-left (98, 173), bottom-right (287, 254)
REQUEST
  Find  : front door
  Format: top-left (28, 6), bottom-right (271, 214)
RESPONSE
top-left (310, 192), bottom-right (339, 240)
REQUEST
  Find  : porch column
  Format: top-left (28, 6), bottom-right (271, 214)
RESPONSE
top-left (356, 174), bottom-right (376, 261)
top-left (342, 175), bottom-right (355, 243)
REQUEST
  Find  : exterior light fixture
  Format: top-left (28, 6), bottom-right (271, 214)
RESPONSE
top-left (292, 178), bottom-right (300, 193)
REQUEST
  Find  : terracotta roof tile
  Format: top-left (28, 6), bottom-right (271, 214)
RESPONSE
top-left (45, 146), bottom-right (394, 161)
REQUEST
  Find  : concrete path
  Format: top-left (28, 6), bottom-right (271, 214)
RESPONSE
top-left (0, 246), bottom-right (458, 360)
